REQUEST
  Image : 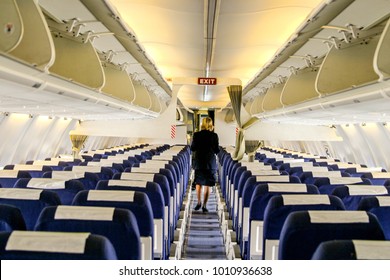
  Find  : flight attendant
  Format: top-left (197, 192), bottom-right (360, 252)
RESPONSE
top-left (190, 116), bottom-right (220, 212)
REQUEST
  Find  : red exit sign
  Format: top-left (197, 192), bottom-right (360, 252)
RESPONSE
top-left (198, 77), bottom-right (217, 85)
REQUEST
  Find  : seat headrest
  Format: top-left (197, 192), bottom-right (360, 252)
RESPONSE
top-left (107, 180), bottom-right (148, 188)
top-left (353, 240), bottom-right (390, 259)
top-left (329, 177), bottom-right (362, 184)
top-left (120, 173), bottom-right (154, 181)
top-left (346, 185), bottom-right (388, 195)
top-left (256, 175), bottom-right (290, 182)
top-left (268, 183), bottom-right (308, 192)
top-left (6, 231), bottom-right (90, 254)
top-left (51, 171), bottom-right (84, 180)
top-left (54, 205), bottom-right (115, 221)
top-left (308, 210), bottom-right (369, 223)
top-left (87, 190), bottom-right (135, 202)
top-left (27, 178), bottom-right (66, 189)
top-left (0, 170), bottom-right (19, 178)
top-left (0, 188), bottom-right (42, 200)
top-left (282, 194), bottom-right (331, 205)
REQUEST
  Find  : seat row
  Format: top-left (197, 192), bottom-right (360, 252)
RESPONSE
top-left (218, 147), bottom-right (390, 260)
top-left (0, 144), bottom-right (191, 260)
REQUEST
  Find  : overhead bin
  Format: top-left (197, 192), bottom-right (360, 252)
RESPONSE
top-left (149, 93), bottom-right (162, 114)
top-left (101, 61), bottom-right (136, 103)
top-left (374, 18), bottom-right (390, 81)
top-left (316, 25), bottom-right (382, 96)
top-left (132, 80), bottom-right (152, 110)
top-left (48, 26), bottom-right (105, 90)
top-left (0, 0), bottom-right (23, 53)
top-left (262, 84), bottom-right (285, 111)
top-left (281, 67), bottom-right (320, 106)
top-left (6, 0), bottom-right (55, 71)
top-left (249, 94), bottom-right (266, 115)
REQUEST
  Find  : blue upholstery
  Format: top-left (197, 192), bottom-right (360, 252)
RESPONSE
top-left (244, 183), bottom-right (319, 259)
top-left (331, 185), bottom-right (390, 210)
top-left (0, 170), bottom-right (31, 188)
top-left (0, 188), bottom-right (61, 230)
top-left (278, 211), bottom-right (385, 259)
top-left (0, 231), bottom-right (117, 260)
top-left (35, 205), bottom-right (141, 260)
top-left (0, 204), bottom-right (27, 231)
top-left (312, 240), bottom-right (390, 260)
top-left (14, 178), bottom-right (84, 205)
top-left (260, 194), bottom-right (345, 260)
top-left (358, 196), bottom-right (390, 239)
top-left (96, 179), bottom-right (165, 259)
top-left (313, 177), bottom-right (372, 194)
top-left (43, 170), bottom-right (100, 190)
top-left (72, 189), bottom-right (154, 259)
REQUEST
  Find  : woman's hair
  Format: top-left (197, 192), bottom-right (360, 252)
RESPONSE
top-left (201, 117), bottom-right (214, 131)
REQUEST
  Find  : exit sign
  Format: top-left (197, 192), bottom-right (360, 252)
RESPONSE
top-left (198, 77), bottom-right (217, 85)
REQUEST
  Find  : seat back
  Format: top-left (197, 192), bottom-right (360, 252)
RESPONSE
top-left (0, 204), bottom-right (27, 231)
top-left (35, 205), bottom-right (141, 260)
top-left (72, 190), bottom-right (154, 259)
top-left (0, 231), bottom-right (117, 260)
top-left (0, 170), bottom-right (31, 188)
top-left (358, 196), bottom-right (390, 239)
top-left (312, 239), bottom-right (390, 260)
top-left (331, 185), bottom-right (390, 210)
top-left (260, 194), bottom-right (345, 260)
top-left (278, 211), bottom-right (385, 259)
top-left (14, 178), bottom-right (84, 205)
top-left (0, 188), bottom-right (61, 230)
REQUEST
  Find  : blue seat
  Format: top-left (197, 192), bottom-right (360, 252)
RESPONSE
top-left (35, 205), bottom-right (141, 260)
top-left (244, 183), bottom-right (319, 259)
top-left (0, 204), bottom-right (27, 231)
top-left (65, 166), bottom-right (114, 180)
top-left (113, 172), bottom-right (174, 242)
top-left (331, 185), bottom-right (390, 210)
top-left (358, 196), bottom-right (390, 239)
top-left (0, 170), bottom-right (31, 188)
top-left (3, 165), bottom-right (53, 178)
top-left (43, 170), bottom-right (100, 190)
top-left (72, 189), bottom-right (154, 259)
top-left (96, 179), bottom-right (166, 259)
top-left (278, 210), bottom-right (385, 259)
top-left (0, 188), bottom-right (61, 230)
top-left (362, 172), bottom-right (390, 186)
top-left (312, 239), bottom-right (390, 260)
top-left (14, 178), bottom-right (84, 205)
top-left (0, 231), bottom-right (117, 260)
top-left (238, 175), bottom-right (302, 256)
top-left (259, 194), bottom-right (345, 260)
top-left (313, 176), bottom-right (372, 194)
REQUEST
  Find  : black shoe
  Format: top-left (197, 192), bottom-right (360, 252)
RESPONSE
top-left (194, 203), bottom-right (201, 210)
top-left (202, 206), bottom-right (208, 213)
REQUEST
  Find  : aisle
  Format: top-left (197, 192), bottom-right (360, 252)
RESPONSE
top-left (181, 186), bottom-right (227, 260)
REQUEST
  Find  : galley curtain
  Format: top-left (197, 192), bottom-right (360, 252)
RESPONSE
top-left (70, 134), bottom-right (88, 159)
top-left (227, 85), bottom-right (259, 161)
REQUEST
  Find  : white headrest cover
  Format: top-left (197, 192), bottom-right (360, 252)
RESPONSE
top-left (140, 161), bottom-right (166, 168)
top-left (282, 195), bottom-right (330, 205)
top-left (251, 170), bottom-right (280, 176)
top-left (371, 172), bottom-right (390, 179)
top-left (13, 165), bottom-right (43, 171)
top-left (256, 175), bottom-right (290, 182)
top-left (0, 188), bottom-right (42, 200)
top-left (72, 166), bottom-right (101, 173)
top-left (353, 240), bottom-right (390, 259)
top-left (52, 171), bottom-right (83, 180)
top-left (346, 185), bottom-right (388, 195)
top-left (329, 177), bottom-right (362, 185)
top-left (120, 173), bottom-right (154, 181)
top-left (27, 178), bottom-right (66, 189)
top-left (87, 190), bottom-right (135, 202)
top-left (308, 211), bottom-right (369, 223)
top-left (0, 170), bottom-right (19, 178)
top-left (132, 167), bottom-right (160, 173)
top-left (108, 180), bottom-right (147, 188)
top-left (54, 205), bottom-right (115, 221)
top-left (377, 196), bottom-right (390, 207)
top-left (268, 183), bottom-right (308, 192)
top-left (6, 231), bottom-right (90, 254)
top-left (311, 171), bottom-right (341, 178)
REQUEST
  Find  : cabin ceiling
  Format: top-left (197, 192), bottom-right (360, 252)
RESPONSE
top-left (1, 0), bottom-right (389, 124)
